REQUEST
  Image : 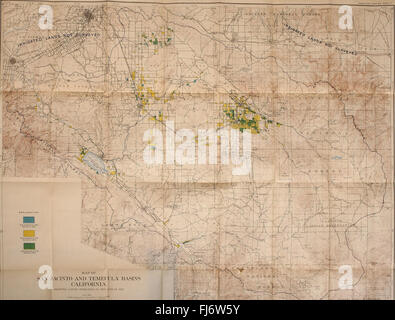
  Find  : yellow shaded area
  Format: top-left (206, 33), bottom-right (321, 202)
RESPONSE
top-left (23, 230), bottom-right (35, 237)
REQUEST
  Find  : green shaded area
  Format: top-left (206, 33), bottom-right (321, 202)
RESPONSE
top-left (24, 243), bottom-right (35, 250)
top-left (141, 27), bottom-right (174, 49)
top-left (222, 93), bottom-right (282, 133)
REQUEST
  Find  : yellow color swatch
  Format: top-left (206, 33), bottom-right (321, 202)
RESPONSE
top-left (23, 230), bottom-right (35, 237)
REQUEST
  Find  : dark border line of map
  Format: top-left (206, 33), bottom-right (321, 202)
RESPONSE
top-left (1, 0), bottom-right (395, 7)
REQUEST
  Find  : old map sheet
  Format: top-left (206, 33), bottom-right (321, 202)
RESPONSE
top-left (1, 0), bottom-right (394, 299)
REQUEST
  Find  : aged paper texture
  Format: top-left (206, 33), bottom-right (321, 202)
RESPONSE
top-left (1, 0), bottom-right (394, 299)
